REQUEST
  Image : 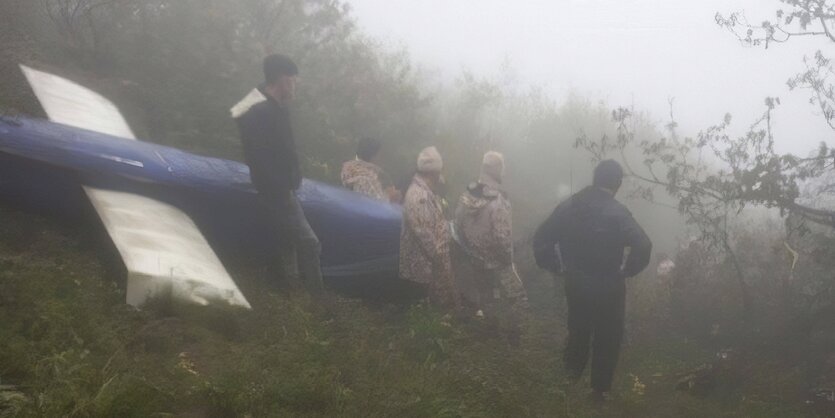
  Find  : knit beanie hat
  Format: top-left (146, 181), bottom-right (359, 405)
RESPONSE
top-left (479, 151), bottom-right (505, 185)
top-left (417, 146), bottom-right (443, 173)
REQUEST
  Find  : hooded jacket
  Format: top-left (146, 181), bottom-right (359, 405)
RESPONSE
top-left (341, 159), bottom-right (386, 201)
top-left (453, 181), bottom-right (513, 270)
top-left (233, 88), bottom-right (301, 202)
top-left (533, 186), bottom-right (652, 280)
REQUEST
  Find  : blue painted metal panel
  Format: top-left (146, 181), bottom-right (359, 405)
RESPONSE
top-left (0, 116), bottom-right (402, 278)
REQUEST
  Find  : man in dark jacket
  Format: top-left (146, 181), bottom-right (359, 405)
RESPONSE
top-left (233, 54), bottom-right (323, 292)
top-left (533, 160), bottom-right (651, 401)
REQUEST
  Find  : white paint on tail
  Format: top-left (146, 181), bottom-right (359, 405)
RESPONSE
top-left (20, 65), bottom-right (250, 309)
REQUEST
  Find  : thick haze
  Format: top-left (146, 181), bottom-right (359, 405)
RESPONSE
top-left (349, 0), bottom-right (833, 155)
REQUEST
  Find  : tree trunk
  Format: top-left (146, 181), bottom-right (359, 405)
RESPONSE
top-left (723, 236), bottom-right (752, 319)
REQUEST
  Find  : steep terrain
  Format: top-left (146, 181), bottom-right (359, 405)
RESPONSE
top-left (0, 204), bottom-right (816, 417)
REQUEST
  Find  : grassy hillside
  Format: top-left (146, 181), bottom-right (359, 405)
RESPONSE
top-left (0, 204), bottom-right (817, 417)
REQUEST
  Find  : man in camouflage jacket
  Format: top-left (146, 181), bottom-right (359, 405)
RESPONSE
top-left (453, 152), bottom-right (528, 331)
top-left (400, 146), bottom-right (458, 307)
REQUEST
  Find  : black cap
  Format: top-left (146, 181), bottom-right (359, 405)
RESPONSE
top-left (263, 54), bottom-right (298, 84)
top-left (357, 137), bottom-right (382, 162)
top-left (593, 159), bottom-right (624, 190)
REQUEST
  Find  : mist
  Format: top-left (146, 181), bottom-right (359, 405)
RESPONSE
top-left (350, 0), bottom-right (835, 251)
top-left (1, 0), bottom-right (834, 416)
top-left (351, 0), bottom-right (832, 153)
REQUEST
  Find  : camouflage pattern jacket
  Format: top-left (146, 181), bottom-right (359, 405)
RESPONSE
top-left (400, 175), bottom-right (453, 287)
top-left (341, 159), bottom-right (386, 201)
top-left (453, 181), bottom-right (513, 270)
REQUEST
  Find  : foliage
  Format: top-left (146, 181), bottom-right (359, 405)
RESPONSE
top-left (0, 205), bottom-right (820, 417)
top-left (666, 216), bottom-right (835, 407)
top-left (0, 0), bottom-right (433, 173)
top-left (0, 0), bottom-right (694, 255)
top-left (2, 1), bottom-right (834, 414)
top-left (715, 0), bottom-right (835, 223)
top-left (575, 1), bottom-right (835, 318)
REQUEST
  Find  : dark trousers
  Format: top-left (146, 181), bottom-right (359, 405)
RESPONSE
top-left (262, 192), bottom-right (323, 293)
top-left (563, 275), bottom-right (625, 392)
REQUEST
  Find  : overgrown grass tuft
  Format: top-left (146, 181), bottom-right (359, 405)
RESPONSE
top-left (0, 205), bottom-right (818, 417)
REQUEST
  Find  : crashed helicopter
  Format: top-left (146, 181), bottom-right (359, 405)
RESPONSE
top-left (0, 66), bottom-right (402, 309)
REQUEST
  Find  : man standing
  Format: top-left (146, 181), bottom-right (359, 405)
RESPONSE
top-left (400, 146), bottom-right (458, 307)
top-left (453, 151), bottom-right (527, 325)
top-left (233, 54), bottom-right (323, 292)
top-left (533, 160), bottom-right (651, 402)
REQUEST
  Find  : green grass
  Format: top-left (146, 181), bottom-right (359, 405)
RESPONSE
top-left (0, 205), bottom-right (818, 417)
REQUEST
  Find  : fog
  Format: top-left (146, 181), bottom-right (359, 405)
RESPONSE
top-left (2, 1), bottom-right (835, 414)
top-left (350, 0), bottom-right (832, 154)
